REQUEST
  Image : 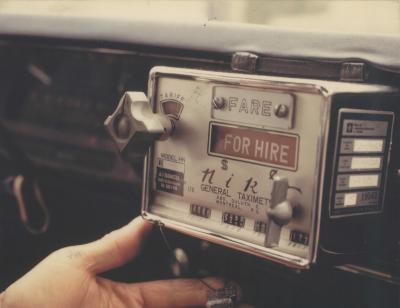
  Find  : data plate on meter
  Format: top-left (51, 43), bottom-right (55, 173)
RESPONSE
top-left (330, 108), bottom-right (394, 217)
top-left (142, 67), bottom-right (328, 267)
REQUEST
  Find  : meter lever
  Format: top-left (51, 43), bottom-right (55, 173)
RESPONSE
top-left (104, 92), bottom-right (174, 160)
top-left (265, 176), bottom-right (293, 247)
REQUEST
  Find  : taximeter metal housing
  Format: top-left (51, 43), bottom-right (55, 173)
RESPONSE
top-left (141, 67), bottom-right (396, 269)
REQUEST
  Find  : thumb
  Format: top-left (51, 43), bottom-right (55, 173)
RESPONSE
top-left (79, 216), bottom-right (153, 274)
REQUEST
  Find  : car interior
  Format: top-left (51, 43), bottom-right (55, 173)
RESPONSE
top-left (1, 1), bottom-right (400, 307)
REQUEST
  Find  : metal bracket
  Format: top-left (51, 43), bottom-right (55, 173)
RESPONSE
top-left (231, 52), bottom-right (258, 73)
top-left (340, 62), bottom-right (367, 82)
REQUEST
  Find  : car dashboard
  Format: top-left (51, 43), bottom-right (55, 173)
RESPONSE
top-left (1, 2), bottom-right (400, 307)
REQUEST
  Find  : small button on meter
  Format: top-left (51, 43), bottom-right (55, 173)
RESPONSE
top-left (105, 66), bottom-right (397, 269)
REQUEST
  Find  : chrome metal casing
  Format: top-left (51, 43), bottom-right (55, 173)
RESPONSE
top-left (141, 66), bottom-right (395, 269)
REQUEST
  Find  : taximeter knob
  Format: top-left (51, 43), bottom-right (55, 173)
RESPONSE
top-left (104, 92), bottom-right (174, 159)
top-left (265, 176), bottom-right (294, 247)
top-left (268, 201), bottom-right (293, 226)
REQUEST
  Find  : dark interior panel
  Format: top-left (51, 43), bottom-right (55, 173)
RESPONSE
top-left (0, 40), bottom-right (399, 308)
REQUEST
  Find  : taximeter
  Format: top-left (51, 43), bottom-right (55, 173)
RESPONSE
top-left (105, 67), bottom-right (397, 269)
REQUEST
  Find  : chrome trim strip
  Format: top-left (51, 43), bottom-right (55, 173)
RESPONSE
top-left (310, 94), bottom-right (332, 264)
top-left (337, 264), bottom-right (400, 286)
top-left (142, 212), bottom-right (309, 269)
top-left (0, 40), bottom-right (229, 65)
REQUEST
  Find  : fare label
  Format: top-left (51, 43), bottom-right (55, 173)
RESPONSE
top-left (208, 123), bottom-right (299, 170)
top-left (212, 86), bottom-right (294, 129)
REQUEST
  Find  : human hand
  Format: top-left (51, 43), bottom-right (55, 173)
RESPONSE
top-left (0, 216), bottom-right (226, 308)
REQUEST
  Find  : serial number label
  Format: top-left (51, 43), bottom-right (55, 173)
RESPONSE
top-left (190, 203), bottom-right (211, 218)
top-left (335, 191), bottom-right (380, 208)
top-left (222, 212), bottom-right (245, 227)
top-left (208, 123), bottom-right (299, 170)
top-left (156, 167), bottom-right (184, 196)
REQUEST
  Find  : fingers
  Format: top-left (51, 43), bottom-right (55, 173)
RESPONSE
top-left (79, 216), bottom-right (153, 274)
top-left (122, 277), bottom-right (227, 308)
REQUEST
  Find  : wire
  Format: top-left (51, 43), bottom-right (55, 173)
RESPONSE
top-left (0, 120), bottom-right (50, 234)
top-left (157, 222), bottom-right (217, 291)
top-left (12, 175), bottom-right (50, 234)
